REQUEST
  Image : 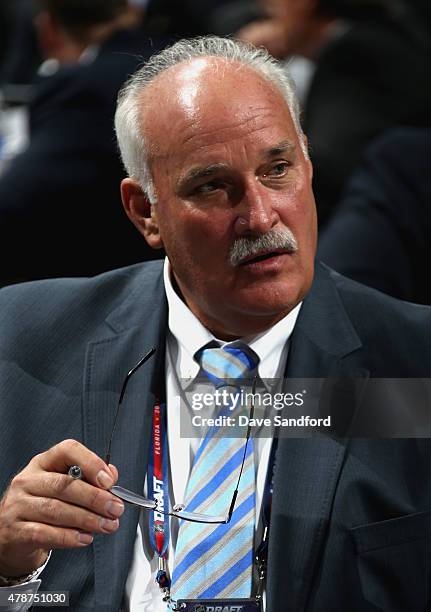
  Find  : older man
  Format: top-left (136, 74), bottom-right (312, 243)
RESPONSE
top-left (0, 37), bottom-right (431, 612)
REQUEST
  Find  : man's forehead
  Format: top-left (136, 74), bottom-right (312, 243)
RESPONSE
top-left (144, 57), bottom-right (287, 108)
top-left (140, 57), bottom-right (295, 161)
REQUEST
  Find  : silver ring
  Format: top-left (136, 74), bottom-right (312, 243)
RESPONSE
top-left (68, 465), bottom-right (83, 480)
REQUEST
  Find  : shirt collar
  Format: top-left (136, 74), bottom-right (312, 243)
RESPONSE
top-left (163, 257), bottom-right (301, 380)
top-left (164, 259), bottom-right (215, 377)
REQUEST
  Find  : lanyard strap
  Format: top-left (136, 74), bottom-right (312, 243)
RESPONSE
top-left (255, 436), bottom-right (278, 599)
top-left (147, 400), bottom-right (171, 589)
top-left (147, 399), bottom-right (279, 600)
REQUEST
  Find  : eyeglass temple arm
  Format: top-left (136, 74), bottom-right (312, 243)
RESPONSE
top-left (226, 375), bottom-right (258, 524)
top-left (105, 347), bottom-right (157, 465)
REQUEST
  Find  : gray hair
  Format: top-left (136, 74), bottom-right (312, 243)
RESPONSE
top-left (115, 36), bottom-right (305, 203)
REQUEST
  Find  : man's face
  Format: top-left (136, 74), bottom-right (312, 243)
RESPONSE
top-left (126, 58), bottom-right (317, 338)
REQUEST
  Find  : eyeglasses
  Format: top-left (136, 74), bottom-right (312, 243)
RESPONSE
top-left (105, 348), bottom-right (257, 524)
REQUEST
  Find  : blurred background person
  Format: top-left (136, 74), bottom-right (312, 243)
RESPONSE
top-left (0, 0), bottom-right (167, 286)
top-left (0, 0), bottom-right (169, 284)
top-left (318, 127), bottom-right (431, 305)
top-left (237, 0), bottom-right (431, 226)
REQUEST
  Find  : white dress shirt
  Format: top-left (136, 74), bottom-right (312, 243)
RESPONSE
top-left (1, 259), bottom-right (301, 611)
top-left (123, 260), bottom-right (301, 611)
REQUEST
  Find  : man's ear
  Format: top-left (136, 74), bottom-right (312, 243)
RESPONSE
top-left (121, 178), bottom-right (164, 249)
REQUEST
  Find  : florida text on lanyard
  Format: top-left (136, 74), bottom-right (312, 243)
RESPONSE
top-left (147, 397), bottom-right (278, 612)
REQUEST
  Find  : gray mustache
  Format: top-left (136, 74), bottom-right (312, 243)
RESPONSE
top-left (229, 229), bottom-right (298, 266)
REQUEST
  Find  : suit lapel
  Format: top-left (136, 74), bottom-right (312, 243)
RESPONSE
top-left (82, 267), bottom-right (167, 610)
top-left (267, 264), bottom-right (368, 611)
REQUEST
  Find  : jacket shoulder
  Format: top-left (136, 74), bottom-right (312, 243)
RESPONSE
top-left (326, 265), bottom-right (431, 346)
top-left (0, 261), bottom-right (164, 348)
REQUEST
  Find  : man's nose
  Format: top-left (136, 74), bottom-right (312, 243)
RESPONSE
top-left (234, 179), bottom-right (279, 235)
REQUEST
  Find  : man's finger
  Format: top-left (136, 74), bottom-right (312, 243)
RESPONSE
top-left (19, 496), bottom-right (121, 535)
top-left (17, 521), bottom-right (94, 550)
top-left (35, 439), bottom-right (114, 489)
top-left (19, 473), bottom-right (124, 519)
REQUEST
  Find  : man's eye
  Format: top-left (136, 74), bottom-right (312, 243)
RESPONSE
top-left (195, 180), bottom-right (224, 194)
top-left (264, 162), bottom-right (290, 177)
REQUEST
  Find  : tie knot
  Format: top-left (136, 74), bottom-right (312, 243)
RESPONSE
top-left (197, 343), bottom-right (259, 386)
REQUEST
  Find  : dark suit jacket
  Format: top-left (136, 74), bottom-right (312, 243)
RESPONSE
top-left (318, 128), bottom-right (431, 305)
top-left (1, 262), bottom-right (431, 611)
top-left (0, 29), bottom-right (166, 286)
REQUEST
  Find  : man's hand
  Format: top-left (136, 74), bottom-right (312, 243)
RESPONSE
top-left (0, 439), bottom-right (125, 577)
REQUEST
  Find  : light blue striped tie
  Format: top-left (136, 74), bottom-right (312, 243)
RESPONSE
top-left (171, 344), bottom-right (258, 601)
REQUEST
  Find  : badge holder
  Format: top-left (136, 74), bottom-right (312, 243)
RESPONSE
top-left (174, 598), bottom-right (262, 612)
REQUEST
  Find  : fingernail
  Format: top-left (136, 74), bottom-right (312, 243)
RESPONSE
top-left (106, 500), bottom-right (124, 518)
top-left (100, 518), bottom-right (119, 533)
top-left (78, 532), bottom-right (94, 546)
top-left (96, 470), bottom-right (113, 489)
